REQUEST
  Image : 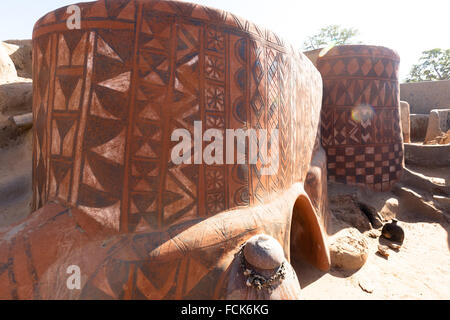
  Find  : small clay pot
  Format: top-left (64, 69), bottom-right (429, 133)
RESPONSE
top-left (225, 235), bottom-right (301, 300)
top-left (243, 234), bottom-right (285, 270)
top-left (381, 219), bottom-right (405, 244)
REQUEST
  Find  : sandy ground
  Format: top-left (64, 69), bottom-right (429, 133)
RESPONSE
top-left (293, 201), bottom-right (450, 300)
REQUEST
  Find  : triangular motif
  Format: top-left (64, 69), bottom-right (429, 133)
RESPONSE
top-left (136, 142), bottom-right (157, 158)
top-left (57, 74), bottom-right (82, 102)
top-left (82, 161), bottom-right (106, 192)
top-left (98, 72), bottom-right (131, 93)
top-left (86, 0), bottom-right (108, 18)
top-left (105, 0), bottom-right (131, 18)
top-left (91, 128), bottom-right (126, 165)
top-left (55, 117), bottom-right (76, 141)
top-left (97, 36), bottom-right (123, 62)
top-left (131, 193), bottom-right (157, 213)
top-left (90, 92), bottom-right (119, 120)
top-left (117, 0), bottom-right (135, 20)
top-left (62, 31), bottom-right (84, 56)
top-left (139, 103), bottom-right (160, 121)
top-left (52, 160), bottom-right (72, 185)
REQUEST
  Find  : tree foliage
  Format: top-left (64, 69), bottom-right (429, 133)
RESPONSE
top-left (303, 25), bottom-right (360, 51)
top-left (406, 49), bottom-right (450, 82)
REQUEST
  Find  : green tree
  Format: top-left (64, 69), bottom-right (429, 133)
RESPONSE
top-left (406, 49), bottom-right (450, 82)
top-left (303, 25), bottom-right (360, 51)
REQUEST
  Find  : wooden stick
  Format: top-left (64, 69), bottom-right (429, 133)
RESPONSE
top-left (11, 112), bottom-right (33, 128)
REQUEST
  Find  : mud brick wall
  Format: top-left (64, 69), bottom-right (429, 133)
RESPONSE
top-left (400, 80), bottom-right (450, 115)
top-left (316, 45), bottom-right (404, 192)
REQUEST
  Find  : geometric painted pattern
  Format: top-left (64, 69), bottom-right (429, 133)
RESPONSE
top-left (317, 45), bottom-right (404, 192)
top-left (23, 0), bottom-right (324, 300)
top-left (32, 0), bottom-right (323, 229)
top-left (326, 143), bottom-right (403, 192)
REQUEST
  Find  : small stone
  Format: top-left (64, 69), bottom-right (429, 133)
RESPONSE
top-left (387, 243), bottom-right (402, 251)
top-left (380, 198), bottom-right (399, 222)
top-left (377, 245), bottom-right (390, 258)
top-left (359, 278), bottom-right (374, 294)
top-left (329, 228), bottom-right (369, 271)
top-left (367, 230), bottom-right (381, 239)
top-left (443, 130), bottom-right (450, 144)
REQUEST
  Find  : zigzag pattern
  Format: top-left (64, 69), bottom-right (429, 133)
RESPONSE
top-left (318, 45), bottom-right (403, 192)
top-left (360, 116), bottom-right (372, 144)
top-left (266, 48), bottom-right (280, 194)
top-left (250, 40), bottom-right (267, 203)
top-left (321, 108), bottom-right (333, 146)
top-left (323, 79), bottom-right (398, 107)
top-left (278, 54), bottom-right (290, 190)
top-left (333, 110), bottom-right (347, 145)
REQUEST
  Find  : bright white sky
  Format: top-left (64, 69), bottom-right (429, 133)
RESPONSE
top-left (1, 0), bottom-right (449, 81)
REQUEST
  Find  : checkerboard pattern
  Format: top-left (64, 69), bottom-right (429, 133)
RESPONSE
top-left (317, 45), bottom-right (404, 192)
top-left (327, 143), bottom-right (403, 191)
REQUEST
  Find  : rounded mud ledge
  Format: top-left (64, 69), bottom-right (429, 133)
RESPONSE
top-left (404, 143), bottom-right (450, 167)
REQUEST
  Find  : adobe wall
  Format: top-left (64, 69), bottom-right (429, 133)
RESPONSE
top-left (400, 80), bottom-right (450, 114)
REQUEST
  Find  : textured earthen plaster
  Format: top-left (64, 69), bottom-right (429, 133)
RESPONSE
top-left (400, 80), bottom-right (450, 114)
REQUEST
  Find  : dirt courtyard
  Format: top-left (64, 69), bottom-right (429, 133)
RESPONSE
top-left (293, 205), bottom-right (450, 300)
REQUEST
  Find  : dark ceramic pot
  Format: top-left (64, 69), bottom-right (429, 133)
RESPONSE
top-left (382, 219), bottom-right (405, 244)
